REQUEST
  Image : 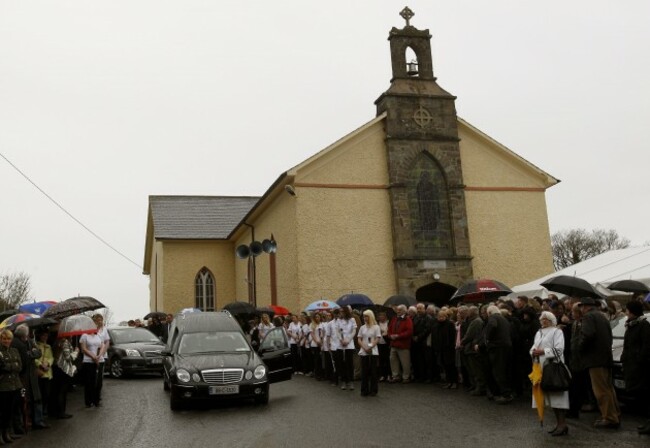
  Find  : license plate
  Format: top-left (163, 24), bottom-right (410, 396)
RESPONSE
top-left (614, 379), bottom-right (625, 389)
top-left (150, 358), bottom-right (162, 364)
top-left (209, 385), bottom-right (239, 395)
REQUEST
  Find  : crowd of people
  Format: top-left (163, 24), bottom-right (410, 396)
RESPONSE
top-left (0, 313), bottom-right (109, 445)
top-left (2, 295), bottom-right (647, 442)
top-left (242, 294), bottom-right (650, 437)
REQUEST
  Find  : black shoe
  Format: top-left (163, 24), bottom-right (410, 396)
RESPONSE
top-left (638, 422), bottom-right (650, 435)
top-left (547, 426), bottom-right (558, 434)
top-left (32, 423), bottom-right (50, 430)
top-left (56, 414), bottom-right (73, 419)
top-left (495, 395), bottom-right (513, 405)
top-left (551, 427), bottom-right (569, 437)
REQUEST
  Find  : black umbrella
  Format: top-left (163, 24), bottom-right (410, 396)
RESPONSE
top-left (255, 306), bottom-right (275, 317)
top-left (42, 296), bottom-right (106, 320)
top-left (541, 275), bottom-right (603, 299)
top-left (222, 301), bottom-right (256, 315)
top-left (0, 309), bottom-right (18, 321)
top-left (383, 295), bottom-right (417, 307)
top-left (336, 293), bottom-right (374, 309)
top-left (606, 280), bottom-right (650, 295)
top-left (144, 311), bottom-right (167, 320)
top-left (449, 279), bottom-right (512, 305)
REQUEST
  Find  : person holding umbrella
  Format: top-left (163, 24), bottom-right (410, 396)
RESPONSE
top-left (0, 329), bottom-right (23, 443)
top-left (530, 311), bottom-right (570, 436)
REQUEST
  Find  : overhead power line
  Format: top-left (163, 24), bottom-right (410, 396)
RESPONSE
top-left (0, 151), bottom-right (143, 270)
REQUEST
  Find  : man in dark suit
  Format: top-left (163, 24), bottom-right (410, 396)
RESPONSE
top-left (578, 297), bottom-right (620, 429)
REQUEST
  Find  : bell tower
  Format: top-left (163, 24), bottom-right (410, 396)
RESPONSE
top-left (375, 7), bottom-right (473, 296)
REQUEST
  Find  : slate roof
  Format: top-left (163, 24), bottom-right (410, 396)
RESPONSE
top-left (149, 196), bottom-right (260, 239)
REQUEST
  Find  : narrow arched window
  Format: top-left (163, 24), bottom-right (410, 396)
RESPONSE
top-left (195, 267), bottom-right (215, 311)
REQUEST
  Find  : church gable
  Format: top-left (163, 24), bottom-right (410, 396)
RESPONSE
top-left (289, 115), bottom-right (389, 187)
top-left (458, 118), bottom-right (559, 190)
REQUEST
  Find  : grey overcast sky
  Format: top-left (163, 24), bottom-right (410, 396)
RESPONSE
top-left (1, 1), bottom-right (648, 323)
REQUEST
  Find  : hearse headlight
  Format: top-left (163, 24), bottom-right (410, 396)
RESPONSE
top-left (125, 349), bottom-right (141, 357)
top-left (254, 365), bottom-right (266, 380)
top-left (192, 373), bottom-right (201, 382)
top-left (177, 369), bottom-right (191, 383)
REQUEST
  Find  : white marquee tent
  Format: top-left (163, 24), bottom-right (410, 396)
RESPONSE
top-left (511, 246), bottom-right (650, 298)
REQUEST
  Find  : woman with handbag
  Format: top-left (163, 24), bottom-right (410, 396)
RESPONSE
top-left (530, 311), bottom-right (570, 436)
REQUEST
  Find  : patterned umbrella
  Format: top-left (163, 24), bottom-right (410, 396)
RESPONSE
top-left (18, 300), bottom-right (57, 316)
top-left (0, 313), bottom-right (57, 330)
top-left (304, 300), bottom-right (340, 312)
top-left (58, 314), bottom-right (98, 338)
top-left (42, 296), bottom-right (106, 320)
top-left (449, 279), bottom-right (512, 305)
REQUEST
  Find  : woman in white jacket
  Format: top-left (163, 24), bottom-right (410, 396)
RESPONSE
top-left (530, 311), bottom-right (570, 436)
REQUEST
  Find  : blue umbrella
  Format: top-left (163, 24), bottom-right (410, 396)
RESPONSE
top-left (18, 300), bottom-right (57, 316)
top-left (336, 293), bottom-right (373, 308)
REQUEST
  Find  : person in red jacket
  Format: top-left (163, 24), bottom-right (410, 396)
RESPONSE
top-left (387, 305), bottom-right (414, 383)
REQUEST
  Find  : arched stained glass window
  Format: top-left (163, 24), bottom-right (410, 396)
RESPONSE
top-left (195, 267), bottom-right (215, 311)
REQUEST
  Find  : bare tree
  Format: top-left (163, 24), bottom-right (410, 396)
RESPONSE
top-left (0, 271), bottom-right (32, 310)
top-left (552, 228), bottom-right (631, 270)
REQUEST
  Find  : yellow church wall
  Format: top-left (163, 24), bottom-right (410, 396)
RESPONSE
top-left (292, 121), bottom-right (396, 309)
top-left (233, 192), bottom-right (299, 312)
top-left (160, 241), bottom-right (236, 314)
top-left (459, 123), bottom-right (555, 286)
top-left (465, 191), bottom-right (554, 286)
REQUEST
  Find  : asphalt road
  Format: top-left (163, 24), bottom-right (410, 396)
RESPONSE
top-left (15, 375), bottom-right (650, 448)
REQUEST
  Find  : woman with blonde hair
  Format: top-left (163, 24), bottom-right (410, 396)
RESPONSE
top-left (530, 311), bottom-right (570, 436)
top-left (357, 309), bottom-right (381, 396)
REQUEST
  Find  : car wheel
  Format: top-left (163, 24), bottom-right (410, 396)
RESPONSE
top-left (254, 393), bottom-right (269, 405)
top-left (110, 357), bottom-right (123, 379)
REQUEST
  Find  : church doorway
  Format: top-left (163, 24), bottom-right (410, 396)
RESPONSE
top-left (416, 282), bottom-right (457, 307)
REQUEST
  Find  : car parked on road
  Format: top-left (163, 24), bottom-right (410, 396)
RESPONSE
top-left (162, 311), bottom-right (292, 410)
top-left (106, 326), bottom-right (166, 378)
top-left (611, 311), bottom-right (650, 402)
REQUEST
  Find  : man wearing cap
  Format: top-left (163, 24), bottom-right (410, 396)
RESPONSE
top-left (578, 297), bottom-right (621, 429)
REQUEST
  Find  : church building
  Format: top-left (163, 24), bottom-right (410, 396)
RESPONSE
top-left (142, 8), bottom-right (559, 314)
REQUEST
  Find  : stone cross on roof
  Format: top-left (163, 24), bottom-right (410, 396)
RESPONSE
top-left (400, 6), bottom-right (414, 26)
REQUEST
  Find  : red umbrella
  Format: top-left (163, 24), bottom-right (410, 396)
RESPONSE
top-left (269, 305), bottom-right (290, 316)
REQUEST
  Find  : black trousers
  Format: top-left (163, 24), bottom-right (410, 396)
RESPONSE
top-left (82, 362), bottom-right (101, 406)
top-left (360, 355), bottom-right (378, 395)
top-left (49, 366), bottom-right (72, 417)
top-left (488, 346), bottom-right (512, 397)
top-left (290, 344), bottom-right (301, 372)
top-left (300, 347), bottom-right (312, 374)
top-left (341, 349), bottom-right (355, 384)
top-left (378, 343), bottom-right (391, 379)
top-left (0, 390), bottom-right (17, 430)
top-left (311, 347), bottom-right (323, 379)
top-left (323, 350), bottom-right (335, 382)
top-left (333, 350), bottom-right (344, 384)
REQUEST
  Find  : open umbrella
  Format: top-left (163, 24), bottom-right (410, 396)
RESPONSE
top-left (541, 275), bottom-right (603, 299)
top-left (268, 305), bottom-right (290, 316)
top-left (304, 300), bottom-right (340, 312)
top-left (529, 361), bottom-right (544, 427)
top-left (336, 293), bottom-right (373, 308)
top-left (0, 309), bottom-right (18, 321)
top-left (18, 300), bottom-right (57, 316)
top-left (449, 279), bottom-right (512, 305)
top-left (222, 301), bottom-right (255, 315)
top-left (144, 311), bottom-right (167, 320)
top-left (383, 295), bottom-right (417, 308)
top-left (606, 279), bottom-right (649, 295)
top-left (0, 313), bottom-right (57, 331)
top-left (58, 315), bottom-right (98, 338)
top-left (42, 296), bottom-right (106, 320)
